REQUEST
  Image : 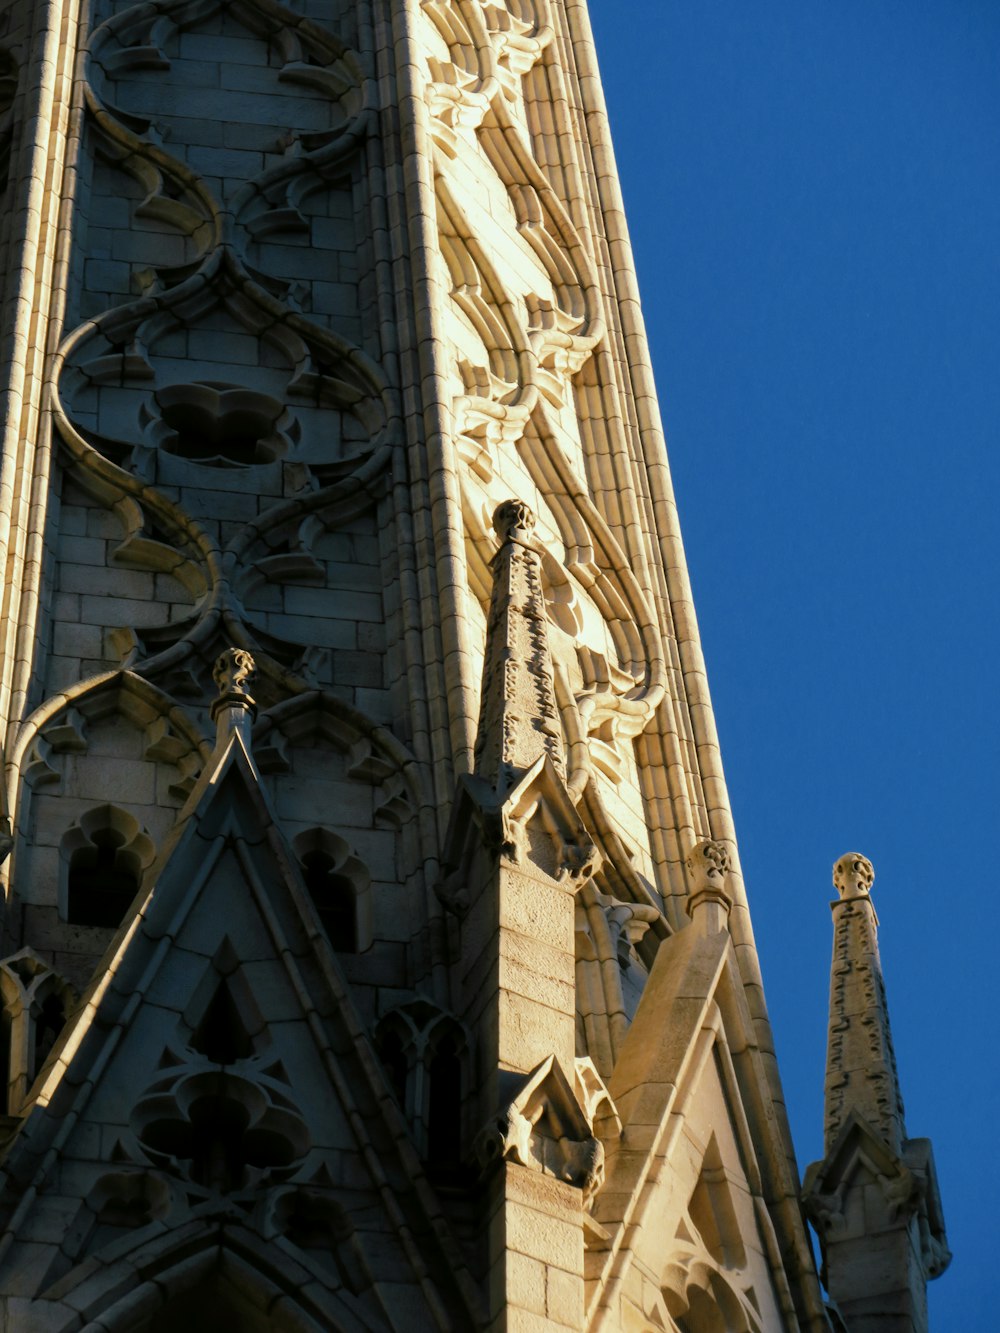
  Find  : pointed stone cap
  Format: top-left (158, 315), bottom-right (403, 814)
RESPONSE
top-left (806, 854), bottom-right (952, 1318)
top-left (824, 850), bottom-right (904, 1153)
top-left (473, 498), bottom-right (565, 793)
top-left (685, 838), bottom-right (733, 934)
top-left (210, 648), bottom-right (257, 750)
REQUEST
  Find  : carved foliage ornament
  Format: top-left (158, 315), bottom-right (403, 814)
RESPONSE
top-left (685, 838), bottom-right (730, 886)
top-left (833, 852), bottom-right (874, 899)
top-left (492, 496), bottom-right (536, 543)
top-left (474, 499), bottom-right (565, 788)
top-left (212, 647), bottom-right (257, 701)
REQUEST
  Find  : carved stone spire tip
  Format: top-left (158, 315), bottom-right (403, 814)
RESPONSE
top-left (210, 647), bottom-right (257, 740)
top-left (685, 838), bottom-right (733, 932)
top-left (492, 498), bottom-right (535, 543)
top-left (833, 851), bottom-right (874, 899)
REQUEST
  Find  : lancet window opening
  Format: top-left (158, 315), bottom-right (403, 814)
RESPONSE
top-left (0, 952), bottom-right (75, 1113)
top-left (60, 804), bottom-right (156, 931)
top-left (374, 1004), bottom-right (469, 1169)
top-left (292, 828), bottom-right (372, 954)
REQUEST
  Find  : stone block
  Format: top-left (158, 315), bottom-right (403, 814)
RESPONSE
top-left (52, 618), bottom-right (101, 661)
top-left (546, 1264), bottom-right (584, 1327)
top-left (505, 1197), bottom-right (581, 1272)
top-left (503, 1251), bottom-right (547, 1316)
top-left (83, 259), bottom-right (129, 294)
top-left (498, 873), bottom-right (576, 953)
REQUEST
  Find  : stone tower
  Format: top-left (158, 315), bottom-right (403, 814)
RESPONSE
top-left (0, 1), bottom-right (945, 1330)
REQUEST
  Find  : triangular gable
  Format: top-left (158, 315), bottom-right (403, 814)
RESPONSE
top-left (0, 734), bottom-right (480, 1330)
top-left (587, 924), bottom-right (824, 1332)
top-left (802, 1108), bottom-right (951, 1280)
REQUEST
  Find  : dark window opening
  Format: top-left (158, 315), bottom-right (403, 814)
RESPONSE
top-left (377, 1028), bottom-right (408, 1108)
top-left (427, 1035), bottom-right (462, 1167)
top-left (67, 829), bottom-right (139, 928)
top-left (190, 982), bottom-right (254, 1064)
top-left (301, 850), bottom-right (357, 952)
top-left (157, 386), bottom-right (284, 468)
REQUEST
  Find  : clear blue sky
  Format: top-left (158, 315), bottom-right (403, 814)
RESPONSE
top-left (588, 3), bottom-right (998, 1326)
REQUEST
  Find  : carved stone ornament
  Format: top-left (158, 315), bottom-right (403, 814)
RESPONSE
top-left (473, 1054), bottom-right (606, 1205)
top-left (803, 1112), bottom-right (928, 1243)
top-left (474, 496), bottom-right (565, 792)
top-left (436, 754), bottom-right (600, 918)
top-left (573, 1057), bottom-right (622, 1140)
top-left (212, 647), bottom-right (257, 699)
top-left (685, 837), bottom-right (731, 889)
top-left (130, 1058), bottom-right (310, 1196)
top-left (492, 497), bottom-right (536, 543)
top-left (684, 837), bottom-right (733, 927)
top-left (210, 647), bottom-right (258, 733)
top-left (833, 852), bottom-right (874, 898)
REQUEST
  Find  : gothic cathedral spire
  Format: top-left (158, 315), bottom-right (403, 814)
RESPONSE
top-left (0, 1), bottom-right (945, 1329)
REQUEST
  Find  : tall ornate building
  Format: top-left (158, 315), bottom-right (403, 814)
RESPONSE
top-left (0, 1), bottom-right (947, 1329)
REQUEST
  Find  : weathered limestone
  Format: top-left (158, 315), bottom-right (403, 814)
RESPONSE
top-left (803, 855), bottom-right (950, 1333)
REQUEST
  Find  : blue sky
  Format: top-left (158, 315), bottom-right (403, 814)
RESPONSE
top-left (588, 3), bottom-right (998, 1326)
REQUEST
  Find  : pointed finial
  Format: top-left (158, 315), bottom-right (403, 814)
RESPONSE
top-left (493, 498), bottom-right (536, 544)
top-left (823, 849), bottom-right (904, 1152)
top-left (685, 838), bottom-right (733, 933)
top-left (211, 648), bottom-right (257, 748)
top-left (473, 499), bottom-right (564, 793)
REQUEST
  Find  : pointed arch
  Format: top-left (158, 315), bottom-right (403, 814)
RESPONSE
top-left (37, 1221), bottom-right (371, 1333)
top-left (9, 669), bottom-right (210, 815)
top-left (0, 950), bottom-right (75, 1112)
top-left (60, 802), bottom-right (156, 930)
top-left (374, 1000), bottom-right (470, 1167)
top-left (291, 827), bottom-right (372, 953)
top-left (661, 1254), bottom-right (761, 1333)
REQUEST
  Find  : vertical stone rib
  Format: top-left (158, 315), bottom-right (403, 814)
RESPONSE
top-left (0, 0), bottom-right (82, 743)
top-left (386, 0), bottom-right (481, 800)
top-left (824, 853), bottom-right (906, 1155)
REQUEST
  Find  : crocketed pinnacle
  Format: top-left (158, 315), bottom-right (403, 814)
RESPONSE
top-left (472, 500), bottom-right (565, 794)
top-left (823, 852), bottom-right (906, 1155)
